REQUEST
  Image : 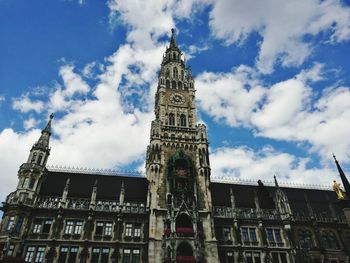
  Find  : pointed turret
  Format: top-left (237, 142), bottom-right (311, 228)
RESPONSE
top-left (333, 154), bottom-right (350, 197)
top-left (27, 114), bottom-right (54, 166)
top-left (274, 175), bottom-right (279, 187)
top-left (169, 28), bottom-right (178, 49)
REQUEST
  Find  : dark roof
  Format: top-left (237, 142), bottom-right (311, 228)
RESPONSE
top-left (40, 171), bottom-right (148, 202)
top-left (210, 182), bottom-right (274, 209)
top-left (210, 182), bottom-right (342, 215)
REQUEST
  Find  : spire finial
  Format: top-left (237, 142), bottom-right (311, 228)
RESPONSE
top-left (274, 175), bottom-right (279, 187)
top-left (169, 28), bottom-right (177, 48)
top-left (333, 155), bottom-right (350, 197)
top-left (50, 113), bottom-right (54, 120)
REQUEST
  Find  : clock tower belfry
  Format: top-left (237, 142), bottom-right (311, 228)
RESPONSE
top-left (146, 29), bottom-right (218, 262)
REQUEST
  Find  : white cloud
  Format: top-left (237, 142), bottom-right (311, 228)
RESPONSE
top-left (209, 0), bottom-right (350, 73)
top-left (210, 146), bottom-right (336, 186)
top-left (0, 95), bottom-right (5, 105)
top-left (12, 94), bottom-right (44, 113)
top-left (196, 65), bottom-right (265, 126)
top-left (23, 117), bottom-right (40, 130)
top-left (197, 63), bottom-right (350, 162)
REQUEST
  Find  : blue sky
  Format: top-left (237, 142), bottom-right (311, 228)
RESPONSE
top-left (1, 0), bottom-right (350, 202)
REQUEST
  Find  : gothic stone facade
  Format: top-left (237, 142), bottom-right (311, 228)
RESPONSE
top-left (1, 30), bottom-right (350, 263)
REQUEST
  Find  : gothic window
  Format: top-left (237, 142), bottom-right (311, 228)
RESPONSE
top-left (223, 227), bottom-right (232, 241)
top-left (29, 178), bottom-right (35, 189)
top-left (271, 252), bottom-right (288, 263)
top-left (123, 248), bottom-right (140, 263)
top-left (124, 223), bottom-right (141, 238)
top-left (37, 153), bottom-right (43, 165)
top-left (173, 52), bottom-right (176, 60)
top-left (172, 80), bottom-right (176, 89)
top-left (180, 114), bottom-right (186, 127)
top-left (58, 246), bottom-right (78, 263)
top-left (95, 221), bottom-right (112, 237)
top-left (6, 216), bottom-right (15, 230)
top-left (298, 229), bottom-right (314, 248)
top-left (32, 218), bottom-right (53, 234)
top-left (181, 70), bottom-right (184, 80)
top-left (245, 252), bottom-right (261, 263)
top-left (15, 216), bottom-right (23, 233)
top-left (175, 214), bottom-right (193, 236)
top-left (176, 242), bottom-right (193, 258)
top-left (173, 67), bottom-right (178, 79)
top-left (31, 152), bottom-right (37, 163)
top-left (64, 220), bottom-right (83, 235)
top-left (166, 80), bottom-right (170, 88)
top-left (265, 228), bottom-right (283, 246)
top-left (22, 177), bottom-right (30, 188)
top-left (321, 230), bottom-right (339, 249)
top-left (169, 113), bottom-right (175, 126)
top-left (92, 247), bottom-right (110, 263)
top-left (241, 227), bottom-right (258, 245)
top-left (25, 246), bottom-right (46, 263)
top-left (178, 81), bottom-right (182, 89)
top-left (6, 244), bottom-right (14, 256)
top-left (166, 69), bottom-right (170, 78)
top-left (226, 252), bottom-right (234, 263)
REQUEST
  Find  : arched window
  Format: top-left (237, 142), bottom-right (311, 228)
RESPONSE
top-left (176, 242), bottom-right (193, 257)
top-left (321, 231), bottom-right (339, 249)
top-left (178, 81), bottom-right (182, 89)
top-left (172, 81), bottom-right (176, 89)
top-left (166, 80), bottom-right (170, 89)
top-left (169, 113), bottom-right (175, 126)
top-left (165, 69), bottom-right (170, 79)
top-left (37, 154), bottom-right (43, 165)
top-left (173, 52), bottom-right (176, 60)
top-left (181, 70), bottom-right (184, 80)
top-left (31, 153), bottom-right (37, 163)
top-left (22, 177), bottom-right (30, 188)
top-left (298, 229), bottom-right (314, 248)
top-left (180, 114), bottom-right (186, 127)
top-left (176, 214), bottom-right (193, 235)
top-left (173, 67), bottom-right (178, 79)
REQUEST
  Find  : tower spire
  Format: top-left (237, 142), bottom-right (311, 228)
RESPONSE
top-left (333, 154), bottom-right (350, 197)
top-left (35, 113), bottom-right (54, 149)
top-left (170, 28), bottom-right (177, 49)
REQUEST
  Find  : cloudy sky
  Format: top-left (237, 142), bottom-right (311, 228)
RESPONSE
top-left (1, 0), bottom-right (350, 203)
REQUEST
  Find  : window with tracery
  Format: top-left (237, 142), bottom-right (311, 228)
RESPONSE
top-left (169, 113), bottom-right (175, 126)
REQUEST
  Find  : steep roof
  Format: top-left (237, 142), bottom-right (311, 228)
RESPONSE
top-left (210, 182), bottom-right (342, 216)
top-left (39, 171), bottom-right (148, 202)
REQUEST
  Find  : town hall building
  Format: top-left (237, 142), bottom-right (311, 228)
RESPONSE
top-left (1, 30), bottom-right (350, 263)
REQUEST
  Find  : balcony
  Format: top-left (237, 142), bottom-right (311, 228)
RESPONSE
top-left (34, 196), bottom-right (146, 214)
top-left (176, 227), bottom-right (194, 237)
top-left (5, 192), bottom-right (34, 206)
top-left (213, 206), bottom-right (280, 220)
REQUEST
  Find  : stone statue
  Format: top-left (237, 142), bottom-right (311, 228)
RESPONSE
top-left (333, 180), bottom-right (346, 200)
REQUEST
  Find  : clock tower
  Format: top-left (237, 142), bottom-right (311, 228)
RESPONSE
top-left (146, 29), bottom-right (218, 262)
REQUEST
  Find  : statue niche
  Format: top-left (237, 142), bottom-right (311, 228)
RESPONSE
top-left (167, 149), bottom-right (195, 204)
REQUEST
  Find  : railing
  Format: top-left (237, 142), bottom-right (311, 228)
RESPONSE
top-left (292, 213), bottom-right (347, 223)
top-left (34, 196), bottom-right (146, 214)
top-left (213, 206), bottom-right (280, 220)
top-left (36, 196), bottom-right (61, 209)
top-left (213, 206), bottom-right (347, 223)
top-left (5, 192), bottom-right (34, 206)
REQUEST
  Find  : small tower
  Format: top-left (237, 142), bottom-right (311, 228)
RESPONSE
top-left (332, 154), bottom-right (350, 226)
top-left (15, 113), bottom-right (54, 202)
top-left (1, 114), bottom-right (53, 258)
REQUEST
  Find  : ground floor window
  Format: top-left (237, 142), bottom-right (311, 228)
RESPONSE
top-left (123, 248), bottom-right (140, 263)
top-left (24, 246), bottom-right (46, 263)
top-left (245, 252), bottom-right (261, 263)
top-left (91, 247), bottom-right (110, 263)
top-left (271, 252), bottom-right (288, 263)
top-left (58, 246), bottom-right (78, 263)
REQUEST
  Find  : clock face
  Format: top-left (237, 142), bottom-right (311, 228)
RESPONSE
top-left (170, 93), bottom-right (185, 105)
